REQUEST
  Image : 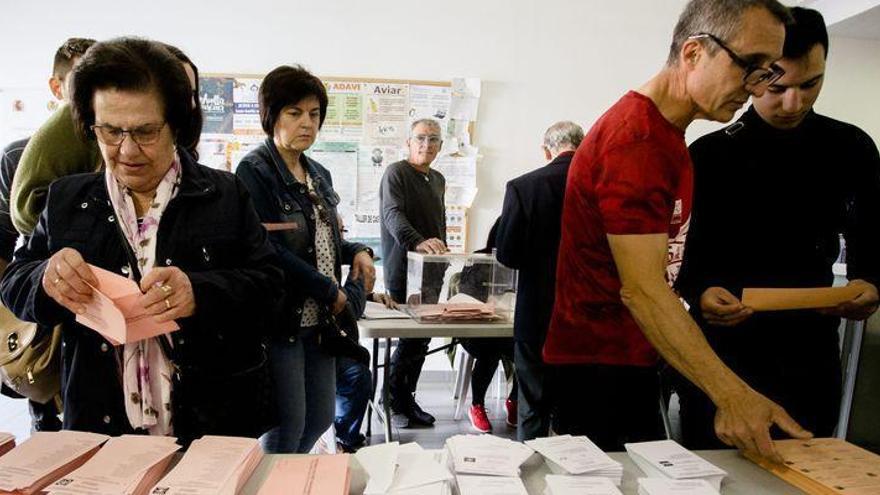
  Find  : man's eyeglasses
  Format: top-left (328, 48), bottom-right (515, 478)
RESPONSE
top-left (91, 122), bottom-right (166, 146)
top-left (688, 33), bottom-right (785, 86)
top-left (412, 135), bottom-right (442, 146)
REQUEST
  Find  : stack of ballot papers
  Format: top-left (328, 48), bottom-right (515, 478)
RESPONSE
top-left (363, 301), bottom-right (410, 320)
top-left (77, 264), bottom-right (179, 345)
top-left (526, 435), bottom-right (623, 485)
top-left (149, 436), bottom-right (262, 495)
top-left (355, 442), bottom-right (453, 495)
top-left (0, 431), bottom-right (109, 494)
top-left (257, 455), bottom-right (350, 495)
top-left (637, 478), bottom-right (719, 495)
top-left (445, 435), bottom-right (534, 477)
top-left (46, 435), bottom-right (179, 495)
top-left (456, 474), bottom-right (528, 495)
top-left (625, 440), bottom-right (726, 492)
top-left (0, 434), bottom-right (13, 457)
top-left (410, 294), bottom-right (502, 323)
top-left (544, 475), bottom-right (623, 495)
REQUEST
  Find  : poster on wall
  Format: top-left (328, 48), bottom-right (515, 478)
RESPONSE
top-left (198, 74), bottom-right (479, 255)
top-left (200, 77), bottom-right (234, 134)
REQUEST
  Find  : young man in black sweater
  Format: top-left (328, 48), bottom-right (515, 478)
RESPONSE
top-left (676, 7), bottom-right (880, 448)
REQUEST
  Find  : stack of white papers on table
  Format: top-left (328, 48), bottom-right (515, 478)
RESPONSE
top-left (456, 474), bottom-right (528, 495)
top-left (544, 475), bottom-right (623, 495)
top-left (637, 478), bottom-right (720, 495)
top-left (526, 435), bottom-right (623, 485)
top-left (363, 302), bottom-right (410, 320)
top-left (148, 435), bottom-right (262, 495)
top-left (445, 434), bottom-right (534, 477)
top-left (0, 431), bottom-right (109, 494)
top-left (625, 440), bottom-right (726, 492)
top-left (257, 454), bottom-right (350, 495)
top-left (46, 435), bottom-right (179, 495)
top-left (356, 442), bottom-right (453, 495)
top-left (0, 433), bottom-right (14, 457)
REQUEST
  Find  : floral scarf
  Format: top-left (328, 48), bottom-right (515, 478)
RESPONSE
top-left (105, 155), bottom-right (181, 435)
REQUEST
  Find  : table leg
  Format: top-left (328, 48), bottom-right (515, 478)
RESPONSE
top-left (383, 337), bottom-right (393, 442)
top-left (367, 338), bottom-right (379, 438)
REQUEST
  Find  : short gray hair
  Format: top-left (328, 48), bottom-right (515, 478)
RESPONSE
top-left (667, 0), bottom-right (791, 66)
top-left (543, 121), bottom-right (584, 152)
top-left (410, 118), bottom-right (441, 135)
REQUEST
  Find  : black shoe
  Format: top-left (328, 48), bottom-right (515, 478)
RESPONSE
top-left (409, 401), bottom-right (436, 426)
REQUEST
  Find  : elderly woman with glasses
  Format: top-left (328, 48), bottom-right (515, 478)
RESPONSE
top-left (0, 37), bottom-right (283, 446)
top-left (236, 65), bottom-right (376, 454)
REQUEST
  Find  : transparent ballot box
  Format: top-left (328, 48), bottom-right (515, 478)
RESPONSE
top-left (405, 251), bottom-right (516, 323)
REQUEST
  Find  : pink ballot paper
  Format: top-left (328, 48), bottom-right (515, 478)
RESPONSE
top-left (75, 264), bottom-right (179, 346)
top-left (257, 455), bottom-right (350, 495)
top-left (741, 286), bottom-right (862, 311)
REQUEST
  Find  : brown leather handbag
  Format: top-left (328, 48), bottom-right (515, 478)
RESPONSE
top-left (0, 304), bottom-right (62, 405)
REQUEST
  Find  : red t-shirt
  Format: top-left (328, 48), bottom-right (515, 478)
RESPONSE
top-left (543, 91), bottom-right (693, 367)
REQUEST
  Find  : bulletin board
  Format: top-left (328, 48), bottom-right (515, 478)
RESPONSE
top-left (196, 74), bottom-right (481, 256)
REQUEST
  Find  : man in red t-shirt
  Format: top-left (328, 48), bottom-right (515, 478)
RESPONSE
top-left (545, 0), bottom-right (811, 461)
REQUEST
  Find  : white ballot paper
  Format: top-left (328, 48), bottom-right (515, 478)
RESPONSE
top-left (387, 449), bottom-right (452, 493)
top-left (148, 436), bottom-right (262, 495)
top-left (526, 435), bottom-right (622, 484)
top-left (363, 301), bottom-right (410, 320)
top-left (47, 435), bottom-right (179, 495)
top-left (544, 475), bottom-right (623, 495)
top-left (446, 435), bottom-right (534, 477)
top-left (456, 474), bottom-right (527, 495)
top-left (0, 431), bottom-right (109, 495)
top-left (625, 440), bottom-right (726, 492)
top-left (637, 478), bottom-right (720, 495)
top-left (355, 441), bottom-right (399, 494)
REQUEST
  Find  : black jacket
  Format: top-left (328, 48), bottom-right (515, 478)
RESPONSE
top-left (236, 139), bottom-right (369, 336)
top-left (495, 151), bottom-right (573, 344)
top-left (0, 153), bottom-right (284, 445)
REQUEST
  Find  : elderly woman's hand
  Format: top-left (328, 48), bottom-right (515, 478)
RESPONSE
top-left (42, 248), bottom-right (98, 314)
top-left (139, 267), bottom-right (196, 322)
top-left (350, 250), bottom-right (376, 292)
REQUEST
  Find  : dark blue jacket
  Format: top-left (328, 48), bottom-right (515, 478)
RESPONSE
top-left (495, 151), bottom-right (573, 344)
top-left (0, 152), bottom-right (284, 445)
top-left (236, 139), bottom-right (369, 337)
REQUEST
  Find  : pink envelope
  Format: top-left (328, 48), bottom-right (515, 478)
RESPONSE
top-left (257, 455), bottom-right (350, 495)
top-left (75, 264), bottom-right (179, 346)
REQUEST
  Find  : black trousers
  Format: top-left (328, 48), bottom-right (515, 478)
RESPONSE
top-left (515, 339), bottom-right (551, 441)
top-left (460, 337), bottom-right (516, 406)
top-left (551, 364), bottom-right (664, 451)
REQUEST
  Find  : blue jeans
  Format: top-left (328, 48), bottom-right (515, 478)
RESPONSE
top-left (334, 356), bottom-right (371, 448)
top-left (262, 330), bottom-right (336, 453)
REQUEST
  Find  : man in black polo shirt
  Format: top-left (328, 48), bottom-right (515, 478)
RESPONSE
top-left (379, 118), bottom-right (447, 427)
top-left (676, 7), bottom-right (880, 448)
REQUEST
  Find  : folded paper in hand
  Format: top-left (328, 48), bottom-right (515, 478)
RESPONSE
top-left (75, 264), bottom-right (179, 346)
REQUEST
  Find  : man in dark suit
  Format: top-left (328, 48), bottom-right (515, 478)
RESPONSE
top-left (495, 121), bottom-right (584, 441)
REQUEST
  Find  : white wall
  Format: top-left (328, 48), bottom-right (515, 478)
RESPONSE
top-left (0, 0), bottom-right (878, 245)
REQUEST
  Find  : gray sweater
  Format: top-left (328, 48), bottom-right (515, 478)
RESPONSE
top-left (379, 160), bottom-right (446, 294)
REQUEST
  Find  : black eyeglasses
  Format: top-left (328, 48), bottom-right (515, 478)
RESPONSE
top-left (689, 33), bottom-right (785, 86)
top-left (91, 122), bottom-right (166, 146)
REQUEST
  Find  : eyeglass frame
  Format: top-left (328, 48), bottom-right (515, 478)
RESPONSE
top-left (90, 122), bottom-right (167, 146)
top-left (688, 33), bottom-right (785, 86)
top-left (411, 134), bottom-right (442, 146)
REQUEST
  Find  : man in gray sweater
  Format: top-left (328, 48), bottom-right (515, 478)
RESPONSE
top-left (379, 118), bottom-right (447, 427)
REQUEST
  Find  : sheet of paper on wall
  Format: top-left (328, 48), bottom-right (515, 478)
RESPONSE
top-left (322, 81), bottom-right (366, 141)
top-left (433, 154), bottom-right (477, 188)
top-left (196, 134), bottom-right (232, 171)
top-left (625, 440), bottom-right (726, 493)
top-left (231, 77), bottom-right (262, 136)
top-left (46, 435), bottom-right (179, 495)
top-left (363, 83), bottom-right (409, 146)
top-left (445, 186), bottom-right (478, 208)
top-left (637, 478), bottom-right (720, 495)
top-left (309, 142), bottom-right (359, 229)
top-left (227, 135), bottom-right (264, 173)
top-left (741, 286), bottom-right (861, 311)
top-left (0, 431), bottom-right (109, 495)
top-left (409, 84), bottom-right (452, 136)
top-left (148, 436), bottom-right (262, 495)
top-left (451, 78), bottom-right (481, 98)
top-left (449, 95), bottom-right (479, 121)
top-left (76, 264), bottom-right (179, 346)
top-left (744, 438), bottom-right (880, 495)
